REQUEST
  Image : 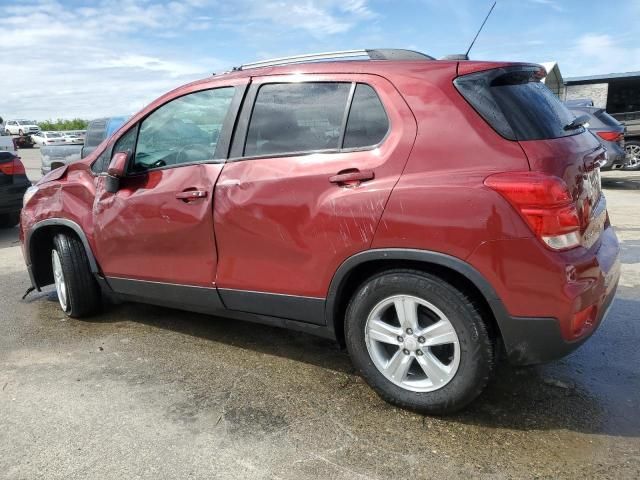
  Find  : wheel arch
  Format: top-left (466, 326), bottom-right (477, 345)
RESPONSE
top-left (26, 218), bottom-right (99, 289)
top-left (325, 249), bottom-right (509, 347)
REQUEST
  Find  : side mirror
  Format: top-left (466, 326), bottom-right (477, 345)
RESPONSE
top-left (105, 152), bottom-right (128, 193)
top-left (107, 151), bottom-right (128, 177)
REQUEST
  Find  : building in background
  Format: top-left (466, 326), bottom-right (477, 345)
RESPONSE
top-left (541, 62), bottom-right (565, 97)
top-left (538, 63), bottom-right (640, 153)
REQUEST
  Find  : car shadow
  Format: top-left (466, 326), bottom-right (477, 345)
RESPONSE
top-left (602, 172), bottom-right (640, 190)
top-left (0, 225), bottom-right (20, 250)
top-left (24, 284), bottom-right (634, 438)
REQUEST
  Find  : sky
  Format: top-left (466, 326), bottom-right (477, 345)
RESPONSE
top-left (1, 0), bottom-right (639, 121)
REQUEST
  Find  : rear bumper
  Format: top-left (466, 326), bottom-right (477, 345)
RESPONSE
top-left (469, 221), bottom-right (621, 365)
top-left (499, 277), bottom-right (618, 365)
top-left (601, 142), bottom-right (627, 170)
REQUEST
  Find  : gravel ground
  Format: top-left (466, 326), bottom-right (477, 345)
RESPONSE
top-left (1, 151), bottom-right (639, 479)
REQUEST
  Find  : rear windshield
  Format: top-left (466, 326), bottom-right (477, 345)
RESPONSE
top-left (454, 66), bottom-right (580, 141)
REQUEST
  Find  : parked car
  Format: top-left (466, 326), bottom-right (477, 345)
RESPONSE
top-left (13, 134), bottom-right (35, 149)
top-left (39, 122), bottom-right (119, 175)
top-left (0, 151), bottom-right (29, 228)
top-left (20, 50), bottom-right (620, 414)
top-left (40, 145), bottom-right (82, 175)
top-left (566, 99), bottom-right (640, 170)
top-left (4, 120), bottom-right (39, 136)
top-left (566, 105), bottom-right (631, 170)
top-left (62, 132), bottom-right (84, 145)
top-left (0, 136), bottom-right (17, 154)
top-left (81, 116), bottom-right (128, 158)
top-left (32, 131), bottom-right (66, 146)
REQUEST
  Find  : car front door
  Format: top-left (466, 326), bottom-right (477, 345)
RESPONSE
top-left (213, 74), bottom-right (417, 324)
top-left (91, 82), bottom-right (246, 307)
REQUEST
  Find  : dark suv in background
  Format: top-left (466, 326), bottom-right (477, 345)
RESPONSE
top-left (566, 104), bottom-right (629, 170)
top-left (19, 50), bottom-right (620, 414)
top-left (0, 151), bottom-right (29, 228)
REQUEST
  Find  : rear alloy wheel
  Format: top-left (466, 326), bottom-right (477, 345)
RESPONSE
top-left (625, 141), bottom-right (640, 170)
top-left (51, 233), bottom-right (101, 317)
top-left (365, 295), bottom-right (461, 392)
top-left (345, 270), bottom-right (495, 414)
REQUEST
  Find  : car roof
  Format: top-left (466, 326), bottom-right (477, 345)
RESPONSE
top-left (179, 58), bottom-right (528, 91)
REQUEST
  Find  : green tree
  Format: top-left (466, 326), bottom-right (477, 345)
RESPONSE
top-left (38, 118), bottom-right (89, 131)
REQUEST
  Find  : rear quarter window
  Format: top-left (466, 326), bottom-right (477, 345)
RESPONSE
top-left (343, 83), bottom-right (389, 149)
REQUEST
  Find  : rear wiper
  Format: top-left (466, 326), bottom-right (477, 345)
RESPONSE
top-left (564, 114), bottom-right (590, 131)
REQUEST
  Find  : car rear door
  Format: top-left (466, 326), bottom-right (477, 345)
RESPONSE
top-left (213, 73), bottom-right (417, 324)
top-left (91, 81), bottom-right (247, 306)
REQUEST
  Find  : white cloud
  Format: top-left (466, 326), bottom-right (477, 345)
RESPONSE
top-left (527, 0), bottom-right (563, 12)
top-left (567, 33), bottom-right (640, 77)
top-left (0, 0), bottom-right (375, 120)
top-left (0, 0), bottom-right (225, 120)
top-left (225, 0), bottom-right (375, 36)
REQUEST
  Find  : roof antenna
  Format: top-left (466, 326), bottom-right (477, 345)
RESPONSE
top-left (465, 1), bottom-right (497, 59)
top-left (439, 2), bottom-right (496, 61)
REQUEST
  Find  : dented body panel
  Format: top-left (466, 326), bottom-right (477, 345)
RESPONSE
top-left (213, 73), bottom-right (417, 298)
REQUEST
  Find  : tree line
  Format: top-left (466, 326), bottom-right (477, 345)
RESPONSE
top-left (37, 119), bottom-right (89, 131)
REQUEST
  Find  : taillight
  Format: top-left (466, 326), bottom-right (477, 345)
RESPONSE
top-left (0, 157), bottom-right (26, 175)
top-left (596, 131), bottom-right (623, 143)
top-left (485, 172), bottom-right (581, 250)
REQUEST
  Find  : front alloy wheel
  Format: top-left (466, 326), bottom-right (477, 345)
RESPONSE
top-left (52, 249), bottom-right (69, 312)
top-left (51, 233), bottom-right (101, 317)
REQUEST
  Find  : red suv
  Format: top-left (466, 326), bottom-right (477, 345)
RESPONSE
top-left (20, 49), bottom-right (620, 414)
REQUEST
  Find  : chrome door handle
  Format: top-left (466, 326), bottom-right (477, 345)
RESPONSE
top-left (176, 190), bottom-right (207, 201)
top-left (329, 169), bottom-right (375, 185)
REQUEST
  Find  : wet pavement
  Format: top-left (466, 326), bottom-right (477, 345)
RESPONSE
top-left (0, 166), bottom-right (638, 479)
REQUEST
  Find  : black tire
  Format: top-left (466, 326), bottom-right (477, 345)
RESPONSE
top-left (345, 269), bottom-right (495, 415)
top-left (52, 233), bottom-right (101, 317)
top-left (0, 212), bottom-right (20, 228)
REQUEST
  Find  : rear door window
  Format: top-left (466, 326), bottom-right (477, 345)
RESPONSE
top-left (455, 67), bottom-right (579, 141)
top-left (244, 82), bottom-right (351, 157)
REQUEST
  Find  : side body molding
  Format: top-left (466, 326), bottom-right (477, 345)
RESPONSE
top-left (324, 248), bottom-right (512, 336)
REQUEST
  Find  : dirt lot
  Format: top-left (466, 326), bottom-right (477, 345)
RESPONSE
top-left (1, 152), bottom-right (639, 479)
